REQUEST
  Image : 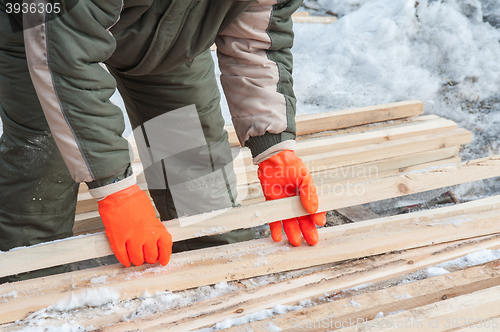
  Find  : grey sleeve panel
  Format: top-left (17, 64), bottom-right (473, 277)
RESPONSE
top-left (216, 0), bottom-right (286, 145)
top-left (216, 0), bottom-right (301, 158)
top-left (23, 0), bottom-right (130, 186)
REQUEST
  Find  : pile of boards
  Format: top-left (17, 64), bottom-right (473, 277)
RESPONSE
top-left (73, 100), bottom-right (469, 235)
top-left (3, 100), bottom-right (500, 331)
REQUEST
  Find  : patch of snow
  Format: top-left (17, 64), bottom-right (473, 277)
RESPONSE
top-left (426, 267), bottom-right (451, 278)
top-left (194, 300), bottom-right (314, 331)
top-left (89, 276), bottom-right (108, 285)
top-left (194, 226), bottom-right (227, 237)
top-left (349, 283), bottom-right (372, 291)
top-left (387, 309), bottom-right (406, 316)
top-left (1, 290), bottom-right (18, 299)
top-left (266, 322), bottom-right (283, 332)
top-left (427, 216), bottom-right (474, 227)
top-left (374, 311), bottom-right (384, 319)
top-left (17, 323), bottom-right (95, 332)
top-left (349, 299), bottom-right (361, 307)
top-left (437, 248), bottom-right (500, 269)
top-left (51, 287), bottom-right (120, 311)
top-left (392, 292), bottom-right (413, 299)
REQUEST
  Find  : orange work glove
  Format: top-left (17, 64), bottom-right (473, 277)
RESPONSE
top-left (257, 150), bottom-right (326, 246)
top-left (98, 184), bottom-right (172, 267)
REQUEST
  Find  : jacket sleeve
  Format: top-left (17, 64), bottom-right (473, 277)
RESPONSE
top-left (23, 0), bottom-right (135, 197)
top-left (216, 0), bottom-right (301, 164)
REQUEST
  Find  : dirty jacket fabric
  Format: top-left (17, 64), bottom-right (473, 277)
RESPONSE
top-left (19, 0), bottom-right (300, 194)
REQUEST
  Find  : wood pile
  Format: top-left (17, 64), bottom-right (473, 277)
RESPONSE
top-left (73, 100), bottom-right (469, 235)
top-left (3, 100), bottom-right (500, 331)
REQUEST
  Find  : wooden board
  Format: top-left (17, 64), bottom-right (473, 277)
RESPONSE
top-left (74, 143), bottom-right (460, 217)
top-left (2, 194), bottom-right (500, 324)
top-left (75, 114), bottom-right (452, 212)
top-left (75, 101), bottom-right (425, 195)
top-left (129, 114), bottom-right (453, 171)
top-left (3, 154), bottom-right (498, 279)
top-left (292, 15), bottom-right (338, 24)
top-left (103, 236), bottom-right (500, 332)
top-left (218, 260), bottom-right (500, 332)
top-left (235, 128), bottom-right (470, 185)
top-left (72, 154), bottom-right (460, 236)
top-left (339, 284), bottom-right (500, 332)
top-left (225, 100), bottom-right (424, 147)
top-left (4, 236), bottom-right (496, 331)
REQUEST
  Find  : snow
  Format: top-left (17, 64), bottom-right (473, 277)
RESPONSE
top-left (194, 300), bottom-right (313, 332)
top-left (349, 299), bottom-right (361, 308)
top-left (426, 267), bottom-right (451, 278)
top-left (427, 216), bottom-right (474, 227)
top-left (89, 276), bottom-right (107, 285)
top-left (0, 290), bottom-right (18, 300)
top-left (392, 292), bottom-right (413, 299)
top-left (16, 323), bottom-right (94, 332)
top-left (266, 323), bottom-right (283, 332)
top-left (51, 287), bottom-right (120, 311)
top-left (349, 283), bottom-right (372, 291)
top-left (437, 248), bottom-right (500, 268)
top-left (193, 226), bottom-right (227, 237)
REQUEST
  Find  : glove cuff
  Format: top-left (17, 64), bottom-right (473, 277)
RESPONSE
top-left (89, 175), bottom-right (137, 201)
top-left (245, 132), bottom-right (296, 164)
top-left (253, 140), bottom-right (296, 165)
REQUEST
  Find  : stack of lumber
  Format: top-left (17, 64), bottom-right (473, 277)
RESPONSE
top-left (74, 100), bottom-right (470, 235)
top-left (5, 99), bottom-right (500, 331)
top-left (2, 157), bottom-right (500, 330)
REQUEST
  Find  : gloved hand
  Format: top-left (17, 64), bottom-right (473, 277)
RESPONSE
top-left (98, 184), bottom-right (172, 267)
top-left (257, 150), bottom-right (326, 246)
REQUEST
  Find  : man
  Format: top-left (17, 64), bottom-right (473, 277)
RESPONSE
top-left (0, 0), bottom-right (326, 283)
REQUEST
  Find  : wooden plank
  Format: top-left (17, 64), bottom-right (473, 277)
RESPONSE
top-left (72, 154), bottom-right (461, 236)
top-left (295, 100), bottom-right (424, 136)
top-left (73, 117), bottom-right (462, 215)
top-left (3, 236), bottom-right (495, 331)
top-left (292, 15), bottom-right (338, 24)
top-left (239, 154), bottom-right (461, 206)
top-left (236, 128), bottom-right (471, 185)
top-left (2, 195), bottom-right (500, 324)
top-left (74, 102), bottom-right (427, 195)
top-left (284, 116), bottom-right (457, 158)
top-left (107, 236), bottom-right (500, 332)
top-left (3, 154), bottom-right (498, 278)
top-left (74, 115), bottom-right (420, 196)
top-left (291, 11), bottom-right (309, 17)
top-left (339, 284), bottom-right (500, 332)
top-left (129, 114), bottom-right (455, 172)
top-left (222, 260), bottom-right (500, 332)
top-left (162, 101), bottom-right (425, 149)
top-left (74, 142), bottom-right (460, 217)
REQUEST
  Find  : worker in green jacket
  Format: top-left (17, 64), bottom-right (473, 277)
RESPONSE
top-left (0, 0), bottom-right (326, 283)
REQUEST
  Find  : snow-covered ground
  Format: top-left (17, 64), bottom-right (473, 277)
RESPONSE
top-left (293, 0), bottom-right (500, 210)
